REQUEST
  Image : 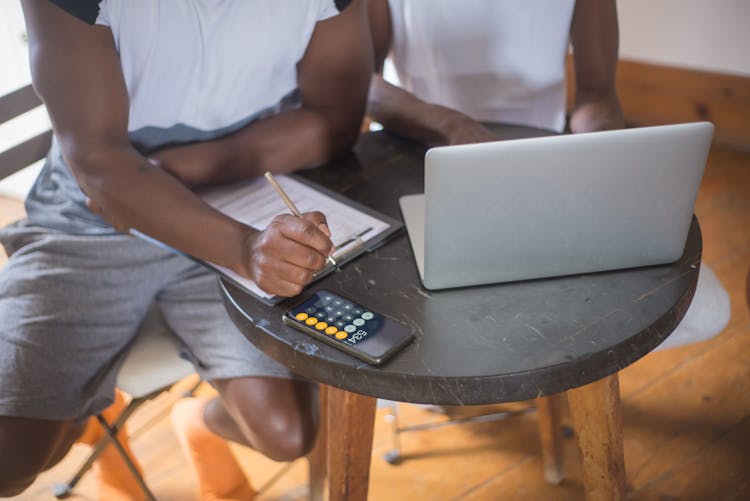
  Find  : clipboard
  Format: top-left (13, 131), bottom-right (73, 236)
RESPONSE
top-left (133, 174), bottom-right (403, 306)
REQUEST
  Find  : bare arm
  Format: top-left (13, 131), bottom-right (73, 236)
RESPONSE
top-left (21, 0), bottom-right (334, 297)
top-left (365, 0), bottom-right (495, 146)
top-left (152, 0), bottom-right (373, 186)
top-left (569, 0), bottom-right (625, 133)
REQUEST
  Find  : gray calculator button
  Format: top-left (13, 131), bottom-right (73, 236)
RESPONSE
top-left (335, 310), bottom-right (344, 317)
top-left (323, 295), bottom-right (334, 303)
top-left (324, 305), bottom-right (335, 313)
top-left (305, 307), bottom-right (317, 315)
top-left (314, 300), bottom-right (324, 308)
top-left (353, 307), bottom-right (364, 315)
top-left (344, 325), bottom-right (356, 333)
top-left (315, 311), bottom-right (327, 319)
top-left (353, 318), bottom-right (365, 327)
top-left (343, 304), bottom-right (353, 311)
top-left (362, 312), bottom-right (374, 320)
top-left (335, 320), bottom-right (346, 328)
top-left (327, 317), bottom-right (336, 324)
top-left (343, 314), bottom-right (354, 322)
top-left (333, 299), bottom-right (343, 306)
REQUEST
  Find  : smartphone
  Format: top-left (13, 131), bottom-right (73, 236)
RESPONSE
top-left (282, 290), bottom-right (415, 365)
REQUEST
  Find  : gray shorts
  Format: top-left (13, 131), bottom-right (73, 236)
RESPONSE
top-left (0, 221), bottom-right (295, 421)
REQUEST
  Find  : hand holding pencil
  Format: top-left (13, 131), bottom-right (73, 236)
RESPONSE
top-left (264, 172), bottom-right (338, 269)
top-left (238, 172), bottom-right (336, 297)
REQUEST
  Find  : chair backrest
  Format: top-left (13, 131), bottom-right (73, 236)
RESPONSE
top-left (0, 84), bottom-right (52, 181)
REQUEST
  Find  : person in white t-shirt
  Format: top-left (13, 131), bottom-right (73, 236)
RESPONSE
top-left (366, 0), bottom-right (729, 352)
top-left (368, 0), bottom-right (624, 143)
top-left (1, 1), bottom-right (371, 499)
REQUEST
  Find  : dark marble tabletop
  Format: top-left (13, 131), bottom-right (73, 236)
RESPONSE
top-left (221, 125), bottom-right (701, 405)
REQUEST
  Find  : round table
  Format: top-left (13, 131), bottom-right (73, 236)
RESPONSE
top-left (221, 125), bottom-right (701, 501)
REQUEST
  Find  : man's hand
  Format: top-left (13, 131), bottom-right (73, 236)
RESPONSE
top-left (368, 74), bottom-right (498, 146)
top-left (437, 109), bottom-right (498, 145)
top-left (569, 94), bottom-right (624, 134)
top-left (243, 212), bottom-right (334, 297)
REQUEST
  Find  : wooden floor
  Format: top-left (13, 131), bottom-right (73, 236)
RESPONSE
top-left (2, 143), bottom-right (749, 500)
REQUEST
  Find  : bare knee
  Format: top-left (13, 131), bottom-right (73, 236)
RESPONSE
top-left (215, 378), bottom-right (319, 462)
top-left (0, 416), bottom-right (80, 496)
top-left (251, 405), bottom-right (318, 461)
top-left (232, 388), bottom-right (319, 462)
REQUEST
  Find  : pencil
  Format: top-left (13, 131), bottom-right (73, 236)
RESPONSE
top-left (264, 172), bottom-right (338, 269)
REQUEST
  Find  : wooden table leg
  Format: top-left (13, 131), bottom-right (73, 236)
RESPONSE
top-left (536, 393), bottom-right (565, 484)
top-left (308, 384), bottom-right (328, 501)
top-left (326, 387), bottom-right (377, 501)
top-left (566, 374), bottom-right (626, 501)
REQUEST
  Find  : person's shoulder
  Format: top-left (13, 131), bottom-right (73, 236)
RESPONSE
top-left (46, 0), bottom-right (103, 25)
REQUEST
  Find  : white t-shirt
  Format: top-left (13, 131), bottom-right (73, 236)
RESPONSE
top-left (95, 0), bottom-right (344, 150)
top-left (387, 0), bottom-right (576, 132)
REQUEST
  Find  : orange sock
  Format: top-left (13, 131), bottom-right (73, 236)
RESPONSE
top-left (76, 389), bottom-right (146, 501)
top-left (171, 396), bottom-right (255, 501)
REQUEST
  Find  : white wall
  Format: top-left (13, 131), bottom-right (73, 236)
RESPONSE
top-left (617, 0), bottom-right (750, 77)
top-left (0, 2), bottom-right (30, 95)
top-left (0, 2), bottom-right (48, 199)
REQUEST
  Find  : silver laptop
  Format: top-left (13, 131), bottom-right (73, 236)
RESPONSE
top-left (399, 122), bottom-right (714, 290)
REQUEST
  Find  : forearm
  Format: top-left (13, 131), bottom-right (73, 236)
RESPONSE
top-left (570, 0), bottom-right (624, 132)
top-left (571, 0), bottom-right (619, 96)
top-left (157, 104), bottom-right (364, 187)
top-left (71, 145), bottom-right (253, 276)
top-left (367, 74), bottom-right (468, 144)
top-left (218, 106), bottom-right (360, 180)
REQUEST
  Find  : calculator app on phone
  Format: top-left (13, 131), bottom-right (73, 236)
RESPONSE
top-left (282, 290), bottom-right (414, 365)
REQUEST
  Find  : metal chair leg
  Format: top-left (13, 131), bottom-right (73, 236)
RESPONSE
top-left (53, 398), bottom-right (155, 500)
top-left (97, 413), bottom-right (157, 501)
top-left (182, 377), bottom-right (204, 398)
top-left (52, 417), bottom-right (120, 499)
top-left (381, 403), bottom-right (536, 466)
top-left (382, 401), bottom-right (402, 465)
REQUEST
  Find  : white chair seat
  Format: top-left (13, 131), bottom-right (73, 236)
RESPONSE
top-left (655, 264), bottom-right (731, 351)
top-left (117, 305), bottom-right (195, 399)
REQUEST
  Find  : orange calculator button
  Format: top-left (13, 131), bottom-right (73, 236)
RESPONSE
top-left (305, 317), bottom-right (318, 326)
top-left (295, 312), bottom-right (308, 321)
top-left (315, 321), bottom-right (328, 330)
top-left (325, 326), bottom-right (338, 335)
top-left (335, 331), bottom-right (348, 340)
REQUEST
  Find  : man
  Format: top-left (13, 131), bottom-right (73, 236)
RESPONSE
top-left (366, 0), bottom-right (729, 354)
top-left (367, 0), bottom-right (624, 143)
top-left (0, 0), bottom-right (371, 499)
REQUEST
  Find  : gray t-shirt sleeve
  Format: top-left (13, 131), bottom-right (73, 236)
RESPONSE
top-left (318, 0), bottom-right (353, 21)
top-left (47, 0), bottom-right (103, 25)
